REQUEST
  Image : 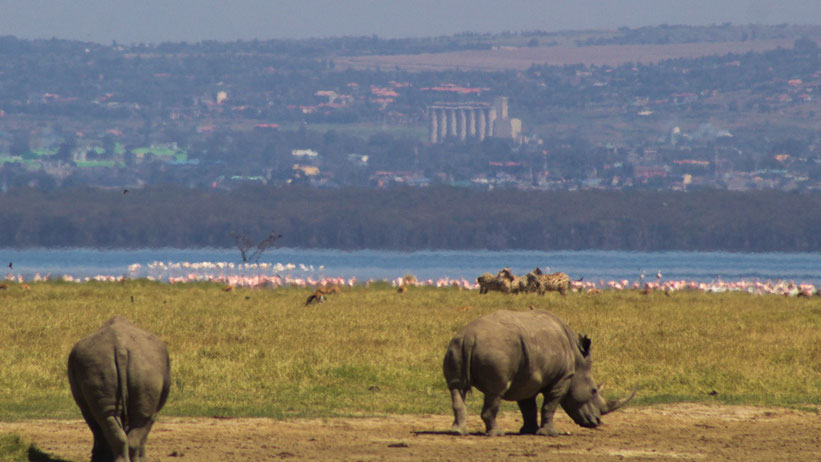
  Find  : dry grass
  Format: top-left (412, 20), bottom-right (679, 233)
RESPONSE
top-left (0, 281), bottom-right (819, 421)
top-left (334, 39), bottom-right (795, 71)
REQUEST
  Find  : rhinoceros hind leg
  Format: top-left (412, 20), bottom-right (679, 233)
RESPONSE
top-left (93, 415), bottom-right (128, 462)
top-left (449, 389), bottom-right (469, 435)
top-left (517, 397), bottom-right (539, 434)
top-left (481, 394), bottom-right (504, 436)
top-left (127, 417), bottom-right (156, 462)
top-left (73, 402), bottom-right (110, 461)
top-left (89, 422), bottom-right (113, 462)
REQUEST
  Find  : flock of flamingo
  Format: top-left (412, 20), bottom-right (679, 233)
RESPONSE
top-left (5, 259), bottom-right (818, 297)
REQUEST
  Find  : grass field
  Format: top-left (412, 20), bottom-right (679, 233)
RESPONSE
top-left (0, 281), bottom-right (819, 422)
top-left (0, 433), bottom-right (68, 462)
top-left (334, 39), bottom-right (796, 71)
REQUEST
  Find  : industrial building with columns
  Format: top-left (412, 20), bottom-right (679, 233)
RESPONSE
top-left (427, 97), bottom-right (522, 144)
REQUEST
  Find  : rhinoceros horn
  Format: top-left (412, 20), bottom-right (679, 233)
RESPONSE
top-left (600, 387), bottom-right (637, 415)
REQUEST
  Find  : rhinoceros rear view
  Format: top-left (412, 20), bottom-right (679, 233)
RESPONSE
top-left (443, 309), bottom-right (635, 436)
top-left (68, 316), bottom-right (171, 462)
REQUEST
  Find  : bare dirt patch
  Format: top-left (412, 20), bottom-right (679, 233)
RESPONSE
top-left (335, 39), bottom-right (794, 71)
top-left (2, 404), bottom-right (818, 461)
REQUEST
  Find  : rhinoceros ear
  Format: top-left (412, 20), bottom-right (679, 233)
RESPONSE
top-left (578, 335), bottom-right (592, 357)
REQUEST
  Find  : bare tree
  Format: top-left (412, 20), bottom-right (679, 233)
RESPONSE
top-left (231, 230), bottom-right (283, 263)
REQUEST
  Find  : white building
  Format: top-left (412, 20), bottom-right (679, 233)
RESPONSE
top-left (427, 97), bottom-right (521, 144)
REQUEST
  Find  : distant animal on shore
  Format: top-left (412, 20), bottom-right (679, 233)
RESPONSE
top-left (443, 309), bottom-right (635, 436)
top-left (497, 268), bottom-right (529, 294)
top-left (476, 272), bottom-right (511, 294)
top-left (526, 267), bottom-right (579, 296)
top-left (68, 316), bottom-right (170, 462)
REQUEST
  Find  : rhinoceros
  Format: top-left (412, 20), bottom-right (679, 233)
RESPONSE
top-left (67, 317), bottom-right (171, 462)
top-left (443, 309), bottom-right (635, 436)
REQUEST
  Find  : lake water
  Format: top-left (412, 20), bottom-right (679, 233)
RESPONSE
top-left (2, 248), bottom-right (820, 284)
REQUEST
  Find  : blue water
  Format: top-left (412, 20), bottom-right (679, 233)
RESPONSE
top-left (2, 248), bottom-right (820, 284)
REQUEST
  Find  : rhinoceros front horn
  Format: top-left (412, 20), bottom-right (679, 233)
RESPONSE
top-left (600, 387), bottom-right (637, 415)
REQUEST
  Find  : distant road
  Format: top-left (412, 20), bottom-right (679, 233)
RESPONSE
top-left (335, 39), bottom-right (795, 71)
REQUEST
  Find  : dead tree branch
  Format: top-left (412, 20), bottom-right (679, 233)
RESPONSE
top-left (232, 231), bottom-right (282, 262)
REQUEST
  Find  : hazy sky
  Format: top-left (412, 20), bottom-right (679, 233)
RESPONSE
top-left (1, 0), bottom-right (821, 45)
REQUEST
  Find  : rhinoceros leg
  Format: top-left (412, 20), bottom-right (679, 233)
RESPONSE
top-left (69, 371), bottom-right (111, 460)
top-left (92, 415), bottom-right (128, 462)
top-left (125, 394), bottom-right (162, 461)
top-left (449, 388), bottom-right (469, 435)
top-left (77, 407), bottom-right (114, 462)
top-left (480, 394), bottom-right (504, 436)
top-left (536, 389), bottom-right (565, 436)
top-left (70, 396), bottom-right (104, 459)
top-left (127, 418), bottom-right (156, 462)
top-left (517, 397), bottom-right (539, 434)
top-left (88, 422), bottom-right (109, 461)
top-left (76, 390), bottom-right (128, 461)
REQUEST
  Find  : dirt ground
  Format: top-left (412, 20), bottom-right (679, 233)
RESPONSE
top-left (2, 404), bottom-right (819, 461)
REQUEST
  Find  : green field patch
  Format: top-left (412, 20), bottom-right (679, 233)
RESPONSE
top-left (30, 148), bottom-right (58, 157)
top-left (0, 433), bottom-right (70, 462)
top-left (74, 160), bottom-right (119, 168)
top-left (0, 283), bottom-right (818, 420)
top-left (132, 145), bottom-right (187, 159)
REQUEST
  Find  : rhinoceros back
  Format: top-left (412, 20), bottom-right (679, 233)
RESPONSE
top-left (68, 316), bottom-right (170, 426)
top-left (444, 309), bottom-right (577, 400)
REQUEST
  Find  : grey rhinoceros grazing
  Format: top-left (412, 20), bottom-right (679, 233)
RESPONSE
top-left (67, 317), bottom-right (171, 462)
top-left (443, 309), bottom-right (635, 436)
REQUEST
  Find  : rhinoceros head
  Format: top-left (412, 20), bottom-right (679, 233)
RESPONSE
top-left (560, 335), bottom-right (636, 428)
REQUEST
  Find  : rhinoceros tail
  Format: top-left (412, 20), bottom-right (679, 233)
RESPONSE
top-left (114, 346), bottom-right (129, 429)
